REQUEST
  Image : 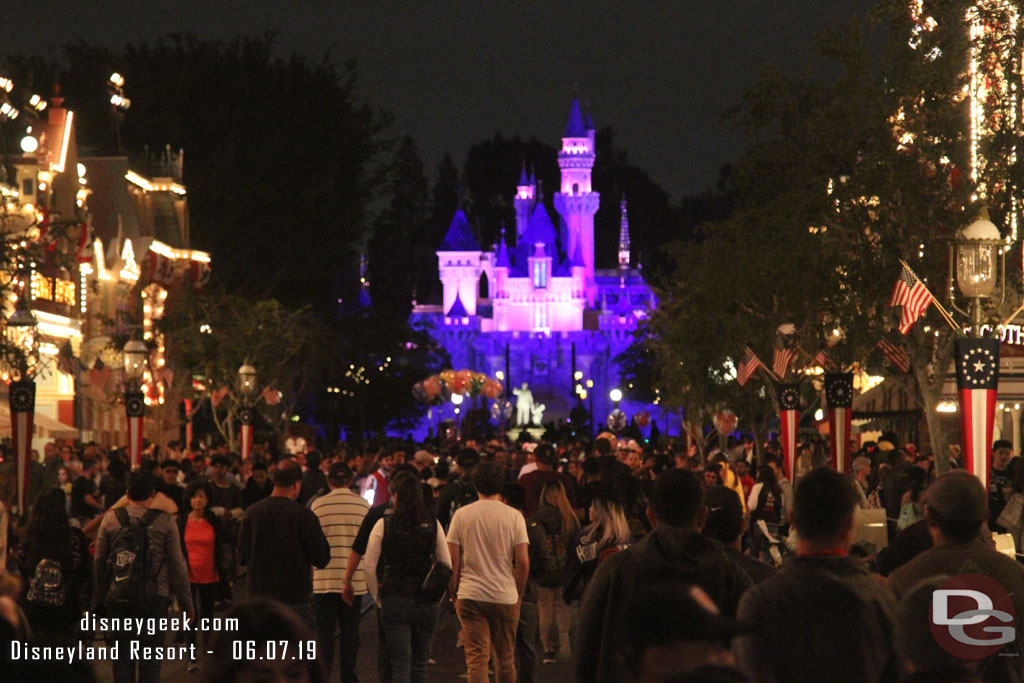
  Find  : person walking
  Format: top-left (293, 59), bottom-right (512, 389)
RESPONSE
top-left (563, 491), bottom-right (632, 604)
top-left (177, 481), bottom-right (229, 672)
top-left (528, 479), bottom-right (578, 663)
top-left (746, 464), bottom-right (784, 563)
top-left (364, 471), bottom-right (451, 683)
top-left (15, 488), bottom-right (90, 646)
top-left (94, 470), bottom-right (194, 683)
top-left (236, 459), bottom-right (331, 629)
top-left (311, 462), bottom-right (369, 683)
top-left (447, 461), bottom-right (530, 683)
top-left (733, 467), bottom-right (898, 683)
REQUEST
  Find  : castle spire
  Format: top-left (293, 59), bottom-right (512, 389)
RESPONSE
top-left (618, 194), bottom-right (631, 269)
top-left (564, 97), bottom-right (587, 138)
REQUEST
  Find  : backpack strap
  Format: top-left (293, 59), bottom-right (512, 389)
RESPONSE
top-left (139, 508), bottom-right (161, 528)
top-left (114, 507), bottom-right (131, 527)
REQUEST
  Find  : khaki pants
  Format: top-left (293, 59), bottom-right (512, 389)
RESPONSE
top-left (535, 585), bottom-right (570, 656)
top-left (455, 597), bottom-right (520, 683)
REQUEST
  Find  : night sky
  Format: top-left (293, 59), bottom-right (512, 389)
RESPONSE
top-left (11, 1), bottom-right (875, 198)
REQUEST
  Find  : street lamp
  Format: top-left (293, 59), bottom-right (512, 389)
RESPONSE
top-left (6, 301), bottom-right (37, 517)
top-left (609, 388), bottom-right (623, 406)
top-left (951, 209), bottom-right (1005, 334)
top-left (238, 363), bottom-right (257, 460)
top-left (123, 338), bottom-right (148, 470)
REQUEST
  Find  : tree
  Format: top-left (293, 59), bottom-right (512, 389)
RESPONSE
top-left (633, 1), bottom-right (1023, 466)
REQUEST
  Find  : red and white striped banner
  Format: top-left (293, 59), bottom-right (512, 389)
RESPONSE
top-left (125, 391), bottom-right (146, 470)
top-left (825, 373), bottom-right (854, 473)
top-left (954, 338), bottom-right (999, 487)
top-left (10, 380), bottom-right (36, 516)
top-left (777, 383), bottom-right (801, 480)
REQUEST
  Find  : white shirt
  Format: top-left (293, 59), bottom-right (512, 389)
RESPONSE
top-left (446, 499), bottom-right (529, 604)
top-left (364, 518), bottom-right (450, 605)
top-left (311, 488), bottom-right (370, 595)
top-left (517, 462), bottom-right (538, 479)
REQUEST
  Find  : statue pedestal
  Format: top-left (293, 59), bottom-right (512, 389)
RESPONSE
top-left (506, 426), bottom-right (545, 443)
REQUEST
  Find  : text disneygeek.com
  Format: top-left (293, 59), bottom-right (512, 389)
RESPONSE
top-left (8, 612), bottom-right (239, 664)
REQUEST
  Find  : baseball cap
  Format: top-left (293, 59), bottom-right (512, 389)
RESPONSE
top-left (413, 450), bottom-right (435, 467)
top-left (851, 456), bottom-right (871, 472)
top-left (328, 462), bottom-right (354, 482)
top-left (702, 485), bottom-right (743, 544)
top-left (923, 471), bottom-right (988, 524)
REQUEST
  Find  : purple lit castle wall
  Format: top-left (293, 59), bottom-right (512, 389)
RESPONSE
top-left (411, 99), bottom-right (657, 431)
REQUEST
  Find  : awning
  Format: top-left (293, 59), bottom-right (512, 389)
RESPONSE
top-left (0, 404), bottom-right (78, 439)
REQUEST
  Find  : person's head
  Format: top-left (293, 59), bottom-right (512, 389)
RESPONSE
top-left (755, 464), bottom-right (778, 489)
top-left (581, 456), bottom-right (602, 481)
top-left (457, 448), bottom-right (481, 473)
top-left (160, 459), bottom-right (180, 485)
top-left (540, 479), bottom-right (580, 536)
top-left (650, 469), bottom-right (705, 530)
top-left (211, 454), bottom-right (231, 480)
top-left (127, 470), bottom-right (157, 504)
top-left (26, 488), bottom-right (71, 540)
top-left (80, 458), bottom-right (97, 477)
top-left (895, 576), bottom-right (977, 677)
top-left (764, 453), bottom-right (784, 481)
top-left (43, 442), bottom-right (57, 463)
top-left (204, 598), bottom-right (324, 683)
top-left (733, 460), bottom-right (748, 478)
top-left (345, 450), bottom-right (364, 471)
top-left (851, 456), bottom-right (872, 483)
top-left (412, 450), bottom-right (434, 472)
top-left (923, 471), bottom-right (988, 544)
top-left (190, 455), bottom-right (206, 473)
top-left (184, 481), bottom-right (211, 514)
top-left (501, 483), bottom-right (526, 511)
top-left (271, 459), bottom-right (303, 499)
top-left (471, 460), bottom-right (505, 496)
top-left (623, 583), bottom-right (743, 683)
top-left (327, 462), bottom-right (354, 490)
top-left (594, 437), bottom-right (613, 457)
top-left (534, 444), bottom-right (556, 469)
top-left (992, 439), bottom-right (1013, 470)
top-left (250, 461), bottom-right (269, 486)
top-left (587, 491), bottom-right (632, 547)
top-left (377, 452), bottom-right (395, 473)
top-left (624, 446), bottom-right (641, 471)
top-left (59, 444), bottom-right (73, 461)
top-left (305, 451), bottom-right (322, 473)
top-left (702, 485), bottom-right (744, 546)
top-left (702, 464), bottom-right (722, 490)
top-left (390, 468), bottom-right (428, 524)
top-left (792, 467), bottom-right (860, 551)
top-left (57, 466), bottom-right (70, 485)
top-left (391, 448), bottom-right (406, 466)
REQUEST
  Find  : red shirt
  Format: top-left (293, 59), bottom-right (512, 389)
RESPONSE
top-left (185, 517), bottom-right (219, 584)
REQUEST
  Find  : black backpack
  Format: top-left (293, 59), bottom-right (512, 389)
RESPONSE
top-left (26, 558), bottom-right (67, 607)
top-left (104, 508), bottom-right (162, 608)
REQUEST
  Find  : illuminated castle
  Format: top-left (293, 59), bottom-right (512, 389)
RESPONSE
top-left (411, 99), bottom-right (656, 429)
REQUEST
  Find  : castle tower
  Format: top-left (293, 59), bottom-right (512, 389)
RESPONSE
top-left (514, 163), bottom-right (535, 239)
top-left (436, 208), bottom-right (483, 316)
top-left (553, 98), bottom-right (600, 305)
top-left (618, 194), bottom-right (631, 272)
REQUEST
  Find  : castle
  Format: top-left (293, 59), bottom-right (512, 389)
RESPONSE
top-left (410, 99), bottom-right (656, 431)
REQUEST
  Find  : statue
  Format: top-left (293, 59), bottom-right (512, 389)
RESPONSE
top-left (531, 402), bottom-right (546, 426)
top-left (512, 383), bottom-right (534, 426)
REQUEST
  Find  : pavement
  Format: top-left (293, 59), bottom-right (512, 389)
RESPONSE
top-left (88, 594), bottom-right (576, 682)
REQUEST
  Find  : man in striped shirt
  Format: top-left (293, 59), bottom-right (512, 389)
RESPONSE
top-left (312, 462), bottom-right (369, 683)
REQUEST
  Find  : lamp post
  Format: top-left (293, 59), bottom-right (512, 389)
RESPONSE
top-left (7, 300), bottom-right (38, 517)
top-left (607, 388), bottom-right (626, 434)
top-left (238, 363), bottom-right (256, 460)
top-left (949, 210), bottom-right (1005, 484)
top-left (123, 338), bottom-right (148, 470)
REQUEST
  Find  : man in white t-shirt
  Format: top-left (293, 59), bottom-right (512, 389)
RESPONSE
top-left (448, 461), bottom-right (530, 683)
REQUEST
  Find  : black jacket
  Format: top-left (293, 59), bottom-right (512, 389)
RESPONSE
top-left (733, 555), bottom-right (898, 683)
top-left (575, 525), bottom-right (753, 683)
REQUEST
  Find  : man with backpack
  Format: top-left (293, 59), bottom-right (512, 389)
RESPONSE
top-left (94, 469), bottom-right (193, 683)
top-left (436, 448), bottom-right (481, 530)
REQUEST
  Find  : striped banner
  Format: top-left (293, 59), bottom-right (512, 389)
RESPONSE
top-left (825, 373), bottom-right (854, 473)
top-left (777, 383), bottom-right (801, 480)
top-left (954, 338), bottom-right (1000, 486)
top-left (10, 379), bottom-right (35, 516)
top-left (125, 390), bottom-right (146, 469)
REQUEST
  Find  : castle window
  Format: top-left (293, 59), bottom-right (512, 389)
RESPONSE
top-left (572, 183), bottom-right (579, 195)
top-left (534, 305), bottom-right (548, 330)
top-left (532, 261), bottom-right (548, 289)
top-left (478, 272), bottom-right (489, 299)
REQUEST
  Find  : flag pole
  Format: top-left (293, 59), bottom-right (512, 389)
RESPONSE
top-left (1000, 299), bottom-right (1024, 328)
top-left (898, 259), bottom-right (964, 336)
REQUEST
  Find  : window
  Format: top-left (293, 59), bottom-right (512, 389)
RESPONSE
top-left (533, 261), bottom-right (548, 289)
top-left (534, 305), bottom-right (548, 330)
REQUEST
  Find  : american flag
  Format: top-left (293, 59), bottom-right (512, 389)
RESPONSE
top-left (88, 358), bottom-right (111, 391)
top-left (890, 263), bottom-right (933, 334)
top-left (737, 347), bottom-right (764, 386)
top-left (262, 386), bottom-right (281, 406)
top-left (773, 345), bottom-right (796, 378)
top-left (877, 338), bottom-right (911, 374)
top-left (813, 349), bottom-right (835, 370)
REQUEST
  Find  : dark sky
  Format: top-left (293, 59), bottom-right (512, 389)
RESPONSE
top-left (11, 1), bottom-right (875, 198)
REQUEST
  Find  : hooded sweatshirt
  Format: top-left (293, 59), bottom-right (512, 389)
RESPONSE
top-left (575, 524), bottom-right (752, 683)
top-left (733, 555), bottom-right (898, 683)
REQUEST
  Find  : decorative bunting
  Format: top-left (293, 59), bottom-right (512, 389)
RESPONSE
top-left (824, 373), bottom-right (854, 473)
top-left (10, 379), bottom-right (35, 516)
top-left (954, 337), bottom-right (1000, 486)
top-left (777, 383), bottom-right (801, 480)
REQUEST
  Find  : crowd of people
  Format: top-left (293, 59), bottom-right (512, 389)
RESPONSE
top-left (0, 430), bottom-right (1022, 682)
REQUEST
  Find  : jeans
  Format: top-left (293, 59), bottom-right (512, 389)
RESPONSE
top-left (188, 582), bottom-right (217, 655)
top-left (455, 597), bottom-right (520, 683)
top-left (376, 604), bottom-right (391, 683)
top-left (379, 596), bottom-right (440, 683)
top-left (515, 600), bottom-right (539, 683)
top-left (314, 592), bottom-right (362, 683)
top-left (284, 601), bottom-right (317, 634)
top-left (108, 597), bottom-right (169, 683)
top-left (534, 585), bottom-right (569, 656)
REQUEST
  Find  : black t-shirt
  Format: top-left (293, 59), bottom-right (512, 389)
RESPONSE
top-left (353, 502), bottom-right (390, 556)
top-left (99, 475), bottom-right (127, 509)
top-left (237, 496), bottom-right (331, 604)
top-left (208, 481), bottom-right (243, 511)
top-left (69, 476), bottom-right (98, 519)
top-left (242, 479), bottom-right (273, 508)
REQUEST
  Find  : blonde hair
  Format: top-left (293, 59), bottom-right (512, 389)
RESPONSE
top-left (584, 494), bottom-right (631, 548)
top-left (540, 480), bottom-right (580, 537)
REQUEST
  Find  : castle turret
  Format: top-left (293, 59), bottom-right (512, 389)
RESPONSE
top-left (553, 97), bottom-right (600, 305)
top-left (618, 194), bottom-right (631, 276)
top-left (514, 162), bottom-right (535, 239)
top-left (437, 208), bottom-right (483, 316)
